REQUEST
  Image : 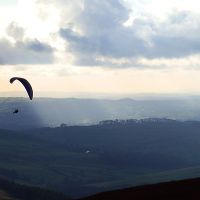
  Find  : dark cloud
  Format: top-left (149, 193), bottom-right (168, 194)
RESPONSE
top-left (58, 0), bottom-right (200, 67)
top-left (25, 39), bottom-right (53, 52)
top-left (0, 39), bottom-right (54, 65)
top-left (149, 36), bottom-right (200, 58)
top-left (60, 27), bottom-right (146, 66)
top-left (59, 0), bottom-right (147, 65)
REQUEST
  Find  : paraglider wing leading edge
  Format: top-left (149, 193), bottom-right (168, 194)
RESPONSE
top-left (10, 77), bottom-right (33, 100)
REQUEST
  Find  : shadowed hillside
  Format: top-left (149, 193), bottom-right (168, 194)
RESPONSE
top-left (2, 120), bottom-right (200, 197)
top-left (80, 178), bottom-right (200, 200)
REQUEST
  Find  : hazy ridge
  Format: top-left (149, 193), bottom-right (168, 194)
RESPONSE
top-left (1, 97), bottom-right (200, 129)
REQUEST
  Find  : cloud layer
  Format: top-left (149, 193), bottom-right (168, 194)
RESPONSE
top-left (0, 39), bottom-right (54, 65)
top-left (53, 0), bottom-right (200, 67)
top-left (2, 0), bottom-right (200, 69)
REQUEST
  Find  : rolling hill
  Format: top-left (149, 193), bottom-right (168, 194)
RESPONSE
top-left (1, 119), bottom-right (200, 197)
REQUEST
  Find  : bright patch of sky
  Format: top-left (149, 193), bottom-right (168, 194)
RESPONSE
top-left (125, 0), bottom-right (200, 16)
top-left (0, 0), bottom-right (18, 6)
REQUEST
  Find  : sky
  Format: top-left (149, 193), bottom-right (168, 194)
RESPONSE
top-left (1, 0), bottom-right (200, 97)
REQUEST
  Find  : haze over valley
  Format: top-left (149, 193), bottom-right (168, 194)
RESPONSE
top-left (1, 96), bottom-right (200, 129)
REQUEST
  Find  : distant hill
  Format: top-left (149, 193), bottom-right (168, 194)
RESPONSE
top-left (80, 177), bottom-right (200, 200)
top-left (2, 97), bottom-right (200, 129)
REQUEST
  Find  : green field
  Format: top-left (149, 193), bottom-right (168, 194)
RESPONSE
top-left (0, 129), bottom-right (138, 197)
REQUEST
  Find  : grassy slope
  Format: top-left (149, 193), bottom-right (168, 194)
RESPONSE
top-left (0, 178), bottom-right (68, 200)
top-left (2, 122), bottom-right (200, 197)
top-left (26, 122), bottom-right (200, 195)
top-left (0, 129), bottom-right (131, 197)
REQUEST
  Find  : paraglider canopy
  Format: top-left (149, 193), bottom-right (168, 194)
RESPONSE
top-left (10, 77), bottom-right (33, 100)
top-left (85, 150), bottom-right (90, 154)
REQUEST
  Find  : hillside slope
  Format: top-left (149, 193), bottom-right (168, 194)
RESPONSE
top-left (2, 120), bottom-right (200, 197)
top-left (0, 178), bottom-right (68, 200)
top-left (81, 178), bottom-right (200, 200)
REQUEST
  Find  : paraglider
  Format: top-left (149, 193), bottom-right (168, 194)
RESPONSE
top-left (10, 77), bottom-right (33, 100)
top-left (10, 77), bottom-right (33, 114)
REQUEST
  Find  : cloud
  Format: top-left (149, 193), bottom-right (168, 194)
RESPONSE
top-left (58, 0), bottom-right (145, 65)
top-left (52, 0), bottom-right (200, 67)
top-left (0, 38), bottom-right (54, 65)
top-left (25, 39), bottom-right (53, 52)
top-left (6, 22), bottom-right (25, 41)
top-left (0, 20), bottom-right (55, 65)
top-left (10, 0), bottom-right (200, 69)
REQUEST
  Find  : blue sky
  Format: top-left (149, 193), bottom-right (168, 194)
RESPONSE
top-left (1, 0), bottom-right (200, 97)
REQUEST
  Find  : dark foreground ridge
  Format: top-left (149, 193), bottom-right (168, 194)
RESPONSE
top-left (80, 177), bottom-right (200, 200)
